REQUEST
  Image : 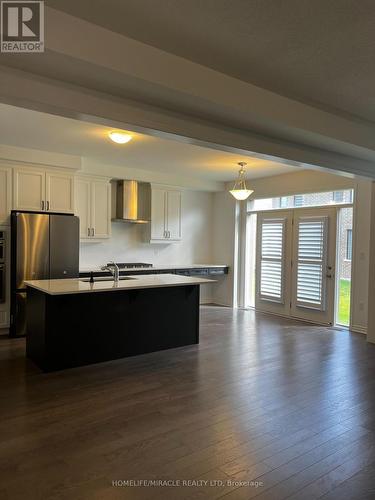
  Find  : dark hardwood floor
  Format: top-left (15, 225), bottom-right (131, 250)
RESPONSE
top-left (1, 306), bottom-right (375, 500)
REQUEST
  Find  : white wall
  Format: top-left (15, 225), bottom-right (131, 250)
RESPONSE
top-left (0, 145), bottom-right (81, 170)
top-left (351, 180), bottom-right (371, 334)
top-left (246, 169), bottom-right (355, 198)
top-left (211, 191), bottom-right (238, 306)
top-left (82, 158), bottom-right (223, 192)
top-left (80, 190), bottom-right (215, 302)
top-left (366, 182), bottom-right (375, 344)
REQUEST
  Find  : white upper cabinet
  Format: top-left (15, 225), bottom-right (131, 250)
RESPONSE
top-left (75, 178), bottom-right (91, 239)
top-left (166, 190), bottom-right (182, 240)
top-left (91, 180), bottom-right (111, 239)
top-left (13, 166), bottom-right (74, 213)
top-left (0, 165), bottom-right (12, 225)
top-left (75, 176), bottom-right (111, 240)
top-left (151, 187), bottom-right (166, 240)
top-left (46, 171), bottom-right (74, 213)
top-left (13, 167), bottom-right (45, 211)
top-left (150, 186), bottom-right (182, 243)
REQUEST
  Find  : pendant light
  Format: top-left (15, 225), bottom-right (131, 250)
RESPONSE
top-left (229, 162), bottom-right (254, 200)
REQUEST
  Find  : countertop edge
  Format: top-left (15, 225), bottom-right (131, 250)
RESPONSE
top-left (25, 275), bottom-right (215, 295)
top-left (79, 264), bottom-right (229, 273)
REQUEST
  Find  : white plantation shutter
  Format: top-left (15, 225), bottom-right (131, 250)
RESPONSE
top-left (256, 208), bottom-right (335, 324)
top-left (295, 217), bottom-right (327, 310)
top-left (259, 220), bottom-right (285, 302)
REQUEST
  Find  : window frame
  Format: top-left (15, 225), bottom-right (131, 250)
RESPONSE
top-left (346, 228), bottom-right (353, 261)
top-left (248, 189), bottom-right (354, 214)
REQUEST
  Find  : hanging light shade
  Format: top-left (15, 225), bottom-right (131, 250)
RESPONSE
top-left (229, 162), bottom-right (254, 200)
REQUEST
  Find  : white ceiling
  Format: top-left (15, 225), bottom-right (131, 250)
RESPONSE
top-left (48, 0), bottom-right (375, 124)
top-left (0, 104), bottom-right (302, 182)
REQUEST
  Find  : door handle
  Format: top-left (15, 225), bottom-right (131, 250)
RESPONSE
top-left (326, 274), bottom-right (332, 278)
top-left (91, 228), bottom-right (95, 237)
top-left (46, 201), bottom-right (49, 211)
top-left (41, 200), bottom-right (44, 211)
top-left (87, 227), bottom-right (90, 237)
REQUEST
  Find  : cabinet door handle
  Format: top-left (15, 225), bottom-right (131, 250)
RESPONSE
top-left (87, 227), bottom-right (90, 237)
top-left (168, 231), bottom-right (171, 238)
top-left (47, 201), bottom-right (49, 211)
top-left (91, 228), bottom-right (95, 237)
top-left (163, 230), bottom-right (166, 238)
top-left (41, 200), bottom-right (44, 211)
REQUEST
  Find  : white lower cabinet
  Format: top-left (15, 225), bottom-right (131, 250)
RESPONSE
top-left (13, 166), bottom-right (74, 213)
top-left (150, 186), bottom-right (182, 243)
top-left (75, 176), bottom-right (111, 240)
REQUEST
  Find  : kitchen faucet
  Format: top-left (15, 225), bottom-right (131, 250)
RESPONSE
top-left (101, 261), bottom-right (120, 282)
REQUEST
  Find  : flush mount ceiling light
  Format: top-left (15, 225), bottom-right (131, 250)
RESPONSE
top-left (108, 131), bottom-right (133, 144)
top-left (229, 162), bottom-right (254, 200)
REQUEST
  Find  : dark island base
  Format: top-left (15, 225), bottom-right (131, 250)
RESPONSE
top-left (26, 285), bottom-right (200, 372)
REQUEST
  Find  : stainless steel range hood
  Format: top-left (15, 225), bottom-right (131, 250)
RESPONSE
top-left (112, 180), bottom-right (151, 223)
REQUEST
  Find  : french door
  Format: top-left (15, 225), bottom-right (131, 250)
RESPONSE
top-left (255, 211), bottom-right (293, 317)
top-left (255, 207), bottom-right (337, 325)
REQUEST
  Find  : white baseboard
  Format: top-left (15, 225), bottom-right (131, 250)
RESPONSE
top-left (204, 301), bottom-right (232, 307)
top-left (200, 297), bottom-right (218, 305)
top-left (350, 324), bottom-right (367, 335)
top-left (200, 298), bottom-right (231, 306)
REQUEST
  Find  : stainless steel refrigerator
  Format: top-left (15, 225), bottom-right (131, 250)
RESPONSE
top-left (10, 211), bottom-right (79, 337)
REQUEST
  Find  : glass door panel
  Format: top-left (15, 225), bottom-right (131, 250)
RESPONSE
top-left (255, 211), bottom-right (292, 316)
top-left (290, 208), bottom-right (337, 325)
top-left (336, 207), bottom-right (353, 326)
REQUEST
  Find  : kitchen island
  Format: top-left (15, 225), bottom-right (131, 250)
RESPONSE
top-left (25, 274), bottom-right (213, 372)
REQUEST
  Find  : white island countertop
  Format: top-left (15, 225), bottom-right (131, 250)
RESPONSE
top-left (79, 264), bottom-right (228, 273)
top-left (24, 274), bottom-right (215, 295)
